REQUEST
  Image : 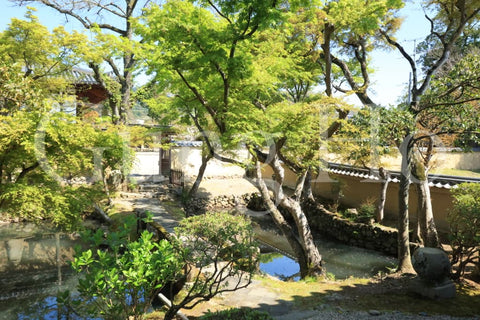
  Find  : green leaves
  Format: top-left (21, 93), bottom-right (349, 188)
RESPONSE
top-left (175, 211), bottom-right (258, 275)
top-left (0, 108), bottom-right (131, 229)
top-left (0, 8), bottom-right (88, 96)
top-left (448, 183), bottom-right (480, 278)
top-left (330, 106), bottom-right (414, 167)
top-left (72, 225), bottom-right (182, 319)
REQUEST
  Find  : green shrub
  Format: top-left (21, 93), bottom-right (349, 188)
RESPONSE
top-left (448, 183), bottom-right (480, 279)
top-left (69, 212), bottom-right (259, 320)
top-left (71, 226), bottom-right (181, 320)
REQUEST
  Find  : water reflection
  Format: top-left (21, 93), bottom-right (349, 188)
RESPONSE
top-left (257, 229), bottom-right (397, 281)
top-left (0, 223), bottom-right (82, 319)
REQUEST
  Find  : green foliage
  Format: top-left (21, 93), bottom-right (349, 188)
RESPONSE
top-left (200, 307), bottom-right (273, 320)
top-left (0, 108), bottom-right (131, 229)
top-left (358, 201), bottom-right (375, 218)
top-left (419, 48), bottom-right (480, 149)
top-left (69, 212), bottom-right (258, 320)
top-left (71, 225), bottom-right (182, 320)
top-left (174, 212), bottom-right (258, 275)
top-left (448, 183), bottom-right (480, 279)
top-left (0, 62), bottom-right (46, 114)
top-left (330, 106), bottom-right (414, 167)
top-left (126, 125), bottom-right (163, 149)
top-left (326, 0), bottom-right (404, 36)
top-left (0, 8), bottom-right (87, 96)
top-left (356, 198), bottom-right (376, 224)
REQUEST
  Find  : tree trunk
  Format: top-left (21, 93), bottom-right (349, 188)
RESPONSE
top-left (187, 153), bottom-right (212, 201)
top-left (416, 179), bottom-right (440, 248)
top-left (255, 156), bottom-right (324, 278)
top-left (376, 167), bottom-right (389, 223)
top-left (398, 136), bottom-right (415, 273)
top-left (301, 168), bottom-right (315, 202)
top-left (283, 196), bottom-right (324, 278)
top-left (411, 138), bottom-right (440, 248)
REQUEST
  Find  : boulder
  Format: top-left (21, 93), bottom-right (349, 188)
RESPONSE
top-left (410, 247), bottom-right (455, 299)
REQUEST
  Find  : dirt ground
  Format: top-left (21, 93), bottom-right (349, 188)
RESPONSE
top-left (194, 177), bottom-right (260, 197)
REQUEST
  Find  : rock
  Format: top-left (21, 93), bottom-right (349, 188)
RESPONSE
top-left (410, 247), bottom-right (456, 299)
top-left (346, 208), bottom-right (358, 215)
top-left (368, 310), bottom-right (381, 316)
top-left (412, 247), bottom-right (451, 282)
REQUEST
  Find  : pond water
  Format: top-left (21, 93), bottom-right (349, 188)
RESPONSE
top-left (255, 223), bottom-right (397, 281)
top-left (0, 222), bottom-right (396, 319)
top-left (0, 223), bottom-right (86, 320)
top-left (259, 237), bottom-right (397, 281)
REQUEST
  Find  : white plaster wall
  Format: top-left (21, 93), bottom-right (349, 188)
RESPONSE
top-left (171, 146), bottom-right (249, 179)
top-left (131, 151), bottom-right (160, 175)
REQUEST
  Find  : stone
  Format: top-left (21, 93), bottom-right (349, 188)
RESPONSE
top-left (412, 247), bottom-right (451, 282)
top-left (410, 277), bottom-right (456, 299)
top-left (368, 310), bottom-right (381, 316)
top-left (410, 247), bottom-right (456, 299)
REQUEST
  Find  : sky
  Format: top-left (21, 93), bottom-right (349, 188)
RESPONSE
top-left (0, 0), bottom-right (430, 107)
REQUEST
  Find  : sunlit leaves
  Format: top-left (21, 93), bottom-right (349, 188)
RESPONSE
top-left (330, 106), bottom-right (414, 167)
top-left (0, 8), bottom-right (88, 94)
top-left (0, 109), bottom-right (131, 229)
top-left (72, 226), bottom-right (181, 319)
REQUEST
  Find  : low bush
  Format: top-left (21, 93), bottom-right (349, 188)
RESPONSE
top-left (448, 183), bottom-right (480, 279)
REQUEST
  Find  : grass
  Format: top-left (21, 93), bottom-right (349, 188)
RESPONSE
top-left (258, 274), bottom-right (480, 317)
top-left (145, 274), bottom-right (480, 319)
top-left (430, 168), bottom-right (480, 178)
top-left (161, 200), bottom-right (186, 220)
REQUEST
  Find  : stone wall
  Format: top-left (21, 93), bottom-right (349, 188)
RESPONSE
top-left (302, 200), bottom-right (400, 255)
top-left (185, 192), bottom-right (416, 256)
top-left (185, 193), bottom-right (264, 216)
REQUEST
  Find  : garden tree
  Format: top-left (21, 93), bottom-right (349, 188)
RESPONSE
top-left (0, 8), bottom-right (87, 105)
top-left (70, 212), bottom-right (258, 320)
top-left (0, 60), bottom-right (132, 229)
top-left (13, 0), bottom-right (151, 124)
top-left (283, 1), bottom-right (404, 200)
top-left (0, 14), bottom-right (132, 228)
top-left (164, 212), bottom-right (258, 320)
top-left (298, 0), bottom-right (420, 270)
top-left (315, 0), bottom-right (478, 272)
top-left (409, 47), bottom-right (480, 246)
top-left (381, 0), bottom-right (480, 271)
top-left (137, 0), bottom-right (332, 278)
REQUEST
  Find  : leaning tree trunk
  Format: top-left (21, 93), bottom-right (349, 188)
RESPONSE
top-left (376, 167), bottom-right (389, 223)
top-left (255, 159), bottom-right (324, 278)
top-left (301, 167), bottom-right (315, 202)
top-left (411, 139), bottom-right (441, 248)
top-left (187, 153), bottom-right (212, 201)
top-left (416, 178), bottom-right (440, 248)
top-left (398, 135), bottom-right (415, 273)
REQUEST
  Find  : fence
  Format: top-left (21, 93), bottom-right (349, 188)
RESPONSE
top-left (170, 170), bottom-right (184, 187)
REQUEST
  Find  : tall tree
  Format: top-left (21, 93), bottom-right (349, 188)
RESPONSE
top-left (0, 8), bottom-right (86, 105)
top-left (137, 0), bottom-right (334, 278)
top-left (381, 0), bottom-right (479, 271)
top-left (0, 14), bottom-right (132, 229)
top-left (13, 0), bottom-right (148, 123)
